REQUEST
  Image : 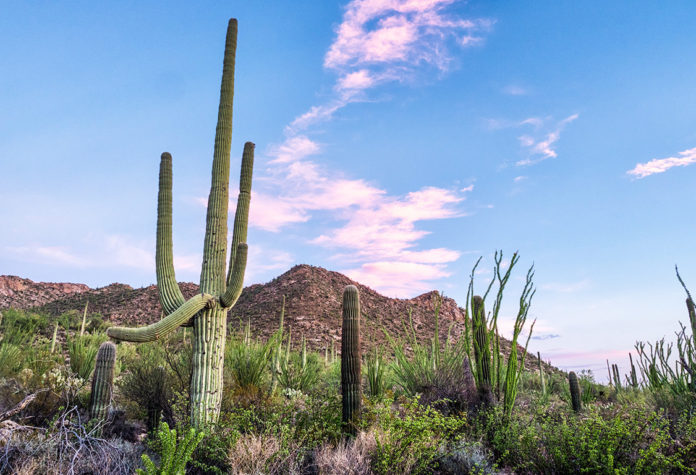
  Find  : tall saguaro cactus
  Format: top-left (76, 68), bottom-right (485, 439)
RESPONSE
top-left (471, 295), bottom-right (493, 405)
top-left (89, 341), bottom-right (116, 421)
top-left (341, 285), bottom-right (362, 436)
top-left (106, 18), bottom-right (254, 427)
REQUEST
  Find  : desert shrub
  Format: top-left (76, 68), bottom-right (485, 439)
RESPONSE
top-left (278, 347), bottom-right (321, 393)
top-left (436, 438), bottom-right (497, 475)
top-left (314, 430), bottom-right (376, 475)
top-left (138, 422), bottom-right (204, 475)
top-left (366, 347), bottom-right (388, 399)
top-left (388, 313), bottom-right (475, 414)
top-left (367, 397), bottom-right (467, 475)
top-left (0, 406), bottom-right (142, 474)
top-left (225, 328), bottom-right (275, 393)
top-left (0, 344), bottom-right (23, 378)
top-left (479, 404), bottom-right (690, 473)
top-left (119, 344), bottom-right (174, 433)
top-left (67, 333), bottom-right (106, 380)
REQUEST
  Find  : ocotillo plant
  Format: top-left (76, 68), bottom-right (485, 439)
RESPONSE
top-left (89, 341), bottom-right (116, 421)
top-left (270, 296), bottom-right (285, 394)
top-left (629, 353), bottom-right (639, 389)
top-left (341, 285), bottom-right (361, 436)
top-left (106, 18), bottom-right (254, 427)
top-left (569, 371), bottom-right (581, 412)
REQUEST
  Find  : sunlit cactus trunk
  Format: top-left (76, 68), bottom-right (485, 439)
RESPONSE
top-left (89, 341), bottom-right (116, 421)
top-left (106, 18), bottom-right (254, 428)
top-left (472, 295), bottom-right (493, 405)
top-left (341, 285), bottom-right (362, 436)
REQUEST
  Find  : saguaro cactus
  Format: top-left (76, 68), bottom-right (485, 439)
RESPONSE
top-left (341, 285), bottom-right (361, 436)
top-left (106, 18), bottom-right (254, 427)
top-left (471, 295), bottom-right (493, 405)
top-left (89, 341), bottom-right (116, 421)
top-left (568, 371), bottom-right (581, 412)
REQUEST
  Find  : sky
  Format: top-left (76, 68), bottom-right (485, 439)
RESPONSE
top-left (2, 0), bottom-right (696, 381)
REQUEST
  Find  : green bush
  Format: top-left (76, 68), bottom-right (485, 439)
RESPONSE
top-left (479, 404), bottom-right (691, 473)
top-left (138, 422), bottom-right (204, 475)
top-left (67, 333), bottom-right (106, 380)
top-left (368, 397), bottom-right (467, 474)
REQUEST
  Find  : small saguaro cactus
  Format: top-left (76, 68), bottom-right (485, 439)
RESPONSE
top-left (341, 285), bottom-right (362, 436)
top-left (568, 371), bottom-right (581, 412)
top-left (89, 341), bottom-right (117, 421)
top-left (106, 18), bottom-right (254, 427)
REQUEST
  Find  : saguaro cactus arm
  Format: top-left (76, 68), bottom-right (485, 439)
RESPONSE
top-left (200, 18), bottom-right (237, 296)
top-left (156, 152), bottom-right (186, 315)
top-left (220, 243), bottom-right (248, 307)
top-left (226, 141), bottom-right (254, 287)
top-left (107, 293), bottom-right (215, 342)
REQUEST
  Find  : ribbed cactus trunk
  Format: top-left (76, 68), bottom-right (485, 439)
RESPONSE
top-left (341, 285), bottom-right (361, 436)
top-left (106, 18), bottom-right (254, 428)
top-left (472, 295), bottom-right (493, 405)
top-left (89, 341), bottom-right (116, 421)
top-left (568, 371), bottom-right (581, 412)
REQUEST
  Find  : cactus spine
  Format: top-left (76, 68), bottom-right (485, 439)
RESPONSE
top-left (341, 285), bottom-right (361, 436)
top-left (568, 371), bottom-right (581, 412)
top-left (106, 19), bottom-right (254, 427)
top-left (89, 341), bottom-right (116, 421)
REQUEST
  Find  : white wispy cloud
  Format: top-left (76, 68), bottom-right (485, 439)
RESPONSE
top-left (502, 84), bottom-right (527, 96)
top-left (627, 147), bottom-right (696, 179)
top-left (241, 0), bottom-right (490, 295)
top-left (516, 114), bottom-right (578, 166)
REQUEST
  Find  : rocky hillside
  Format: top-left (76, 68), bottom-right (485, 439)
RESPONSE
top-left (0, 265), bottom-right (548, 372)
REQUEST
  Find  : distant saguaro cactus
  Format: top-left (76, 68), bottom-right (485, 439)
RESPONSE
top-left (341, 285), bottom-right (361, 436)
top-left (106, 18), bottom-right (254, 427)
top-left (89, 341), bottom-right (116, 421)
top-left (568, 371), bottom-right (581, 412)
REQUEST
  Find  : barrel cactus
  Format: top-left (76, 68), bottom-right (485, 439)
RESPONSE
top-left (89, 341), bottom-right (116, 421)
top-left (568, 371), bottom-right (581, 412)
top-left (341, 285), bottom-right (362, 436)
top-left (106, 18), bottom-right (254, 427)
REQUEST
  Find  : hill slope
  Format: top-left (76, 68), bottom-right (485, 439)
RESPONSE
top-left (0, 265), bottom-right (549, 372)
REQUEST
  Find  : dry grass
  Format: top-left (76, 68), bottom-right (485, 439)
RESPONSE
top-left (227, 433), bottom-right (303, 475)
top-left (314, 430), bottom-right (376, 475)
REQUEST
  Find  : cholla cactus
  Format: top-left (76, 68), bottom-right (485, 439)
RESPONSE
top-left (341, 285), bottom-right (362, 436)
top-left (89, 341), bottom-right (116, 421)
top-left (568, 371), bottom-right (581, 412)
top-left (106, 18), bottom-right (254, 427)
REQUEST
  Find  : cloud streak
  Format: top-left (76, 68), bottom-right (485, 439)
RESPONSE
top-left (627, 147), bottom-right (696, 179)
top-left (516, 114), bottom-right (578, 166)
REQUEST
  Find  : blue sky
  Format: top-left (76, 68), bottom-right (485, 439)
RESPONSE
top-left (2, 0), bottom-right (696, 380)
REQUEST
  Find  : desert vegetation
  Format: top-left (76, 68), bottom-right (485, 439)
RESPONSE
top-left (1, 16), bottom-right (696, 475)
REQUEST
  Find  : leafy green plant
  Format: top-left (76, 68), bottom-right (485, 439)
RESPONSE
top-left (369, 397), bottom-right (467, 475)
top-left (137, 422), bottom-right (205, 475)
top-left (366, 346), bottom-right (387, 399)
top-left (67, 333), bottom-right (106, 380)
top-left (225, 320), bottom-right (276, 392)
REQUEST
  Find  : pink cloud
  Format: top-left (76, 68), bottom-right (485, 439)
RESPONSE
top-left (268, 135), bottom-right (320, 163)
top-left (627, 147), bottom-right (696, 179)
top-left (344, 260), bottom-right (452, 297)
